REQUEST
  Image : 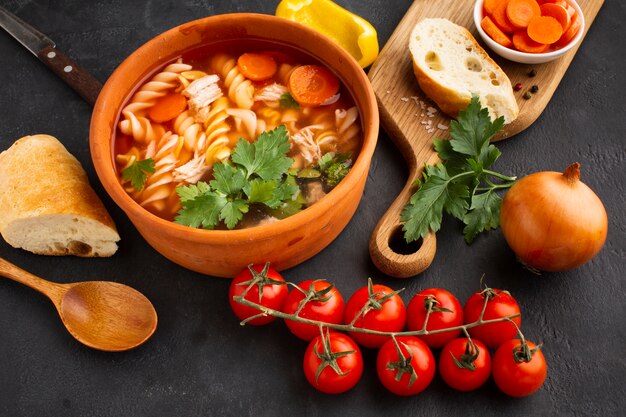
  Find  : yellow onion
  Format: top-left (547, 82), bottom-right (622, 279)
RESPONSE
top-left (500, 163), bottom-right (608, 272)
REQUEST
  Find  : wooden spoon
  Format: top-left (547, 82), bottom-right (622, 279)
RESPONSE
top-left (0, 258), bottom-right (157, 351)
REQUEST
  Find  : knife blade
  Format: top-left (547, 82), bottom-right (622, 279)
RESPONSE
top-left (0, 6), bottom-right (103, 106)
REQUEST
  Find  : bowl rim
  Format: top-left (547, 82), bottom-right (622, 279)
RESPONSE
top-left (90, 12), bottom-right (379, 243)
top-left (473, 0), bottom-right (585, 62)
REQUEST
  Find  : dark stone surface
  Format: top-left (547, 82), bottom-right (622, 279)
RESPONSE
top-left (0, 1), bottom-right (624, 416)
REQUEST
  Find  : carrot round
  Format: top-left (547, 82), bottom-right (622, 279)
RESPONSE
top-left (484, 0), bottom-right (503, 15)
top-left (481, 16), bottom-right (513, 48)
top-left (506, 0), bottom-right (541, 29)
top-left (555, 10), bottom-right (581, 47)
top-left (512, 30), bottom-right (550, 53)
top-left (237, 52), bottom-right (278, 81)
top-left (148, 93), bottom-right (187, 123)
top-left (492, 0), bottom-right (517, 34)
top-left (527, 15), bottom-right (564, 44)
top-left (565, 3), bottom-right (577, 19)
top-left (540, 3), bottom-right (570, 30)
top-left (288, 65), bottom-right (340, 107)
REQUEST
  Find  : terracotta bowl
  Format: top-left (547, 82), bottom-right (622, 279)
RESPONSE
top-left (90, 13), bottom-right (379, 278)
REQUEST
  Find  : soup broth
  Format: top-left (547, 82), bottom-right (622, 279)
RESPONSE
top-left (114, 42), bottom-right (362, 229)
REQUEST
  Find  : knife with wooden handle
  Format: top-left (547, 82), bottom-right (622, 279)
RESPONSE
top-left (0, 6), bottom-right (102, 106)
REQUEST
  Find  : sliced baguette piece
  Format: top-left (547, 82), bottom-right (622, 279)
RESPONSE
top-left (409, 18), bottom-right (519, 123)
top-left (0, 134), bottom-right (120, 257)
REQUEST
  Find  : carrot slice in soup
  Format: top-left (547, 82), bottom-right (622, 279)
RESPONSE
top-left (288, 65), bottom-right (340, 107)
top-left (540, 3), bottom-right (570, 30)
top-left (481, 16), bottom-right (513, 48)
top-left (148, 93), bottom-right (187, 123)
top-left (554, 10), bottom-right (581, 47)
top-left (237, 53), bottom-right (278, 81)
top-left (506, 0), bottom-right (541, 29)
top-left (493, 0), bottom-right (517, 33)
top-left (527, 15), bottom-right (564, 44)
top-left (512, 30), bottom-right (550, 53)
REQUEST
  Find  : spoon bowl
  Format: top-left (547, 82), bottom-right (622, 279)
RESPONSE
top-left (0, 258), bottom-right (157, 351)
top-left (59, 281), bottom-right (157, 351)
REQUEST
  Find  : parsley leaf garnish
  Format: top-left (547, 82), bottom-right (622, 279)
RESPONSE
top-left (174, 125), bottom-right (301, 230)
top-left (279, 92), bottom-right (300, 110)
top-left (121, 158), bottom-right (155, 191)
top-left (401, 97), bottom-right (517, 244)
top-left (231, 125), bottom-right (293, 180)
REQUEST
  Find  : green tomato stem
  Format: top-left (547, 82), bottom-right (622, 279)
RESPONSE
top-left (232, 294), bottom-right (520, 337)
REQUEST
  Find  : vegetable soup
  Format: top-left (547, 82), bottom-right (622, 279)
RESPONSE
top-left (113, 43), bottom-right (362, 230)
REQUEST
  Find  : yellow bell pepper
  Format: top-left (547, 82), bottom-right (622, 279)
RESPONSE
top-left (275, 0), bottom-right (379, 68)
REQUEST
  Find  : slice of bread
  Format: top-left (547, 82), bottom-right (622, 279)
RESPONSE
top-left (409, 18), bottom-right (519, 123)
top-left (0, 135), bottom-right (120, 257)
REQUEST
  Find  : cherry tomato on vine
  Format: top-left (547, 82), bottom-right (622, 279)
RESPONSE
top-left (376, 336), bottom-right (435, 396)
top-left (303, 331), bottom-right (363, 394)
top-left (343, 279), bottom-right (406, 348)
top-left (439, 338), bottom-right (491, 391)
top-left (464, 288), bottom-right (521, 349)
top-left (492, 339), bottom-right (547, 397)
top-left (228, 263), bottom-right (288, 326)
top-left (406, 288), bottom-right (464, 348)
top-left (283, 280), bottom-right (345, 341)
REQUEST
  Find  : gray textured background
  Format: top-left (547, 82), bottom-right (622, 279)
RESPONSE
top-left (0, 1), bottom-right (624, 416)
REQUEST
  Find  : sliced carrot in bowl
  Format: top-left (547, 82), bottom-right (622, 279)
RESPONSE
top-left (512, 30), bottom-right (550, 53)
top-left (540, 3), bottom-right (570, 30)
top-left (506, 0), bottom-right (541, 29)
top-left (527, 15), bottom-right (564, 44)
top-left (481, 15), bottom-right (513, 48)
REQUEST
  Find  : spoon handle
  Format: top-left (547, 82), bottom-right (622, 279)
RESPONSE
top-left (0, 258), bottom-right (66, 304)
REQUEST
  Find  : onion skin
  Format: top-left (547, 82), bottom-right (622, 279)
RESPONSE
top-left (500, 163), bottom-right (608, 272)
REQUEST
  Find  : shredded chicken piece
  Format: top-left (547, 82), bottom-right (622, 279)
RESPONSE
top-left (291, 127), bottom-right (321, 166)
top-left (257, 216), bottom-right (280, 226)
top-left (182, 75), bottom-right (223, 113)
top-left (173, 154), bottom-right (210, 184)
top-left (194, 106), bottom-right (212, 124)
top-left (254, 83), bottom-right (288, 102)
top-left (306, 182), bottom-right (326, 205)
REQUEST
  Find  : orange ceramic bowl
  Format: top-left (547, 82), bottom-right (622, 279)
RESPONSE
top-left (90, 13), bottom-right (379, 278)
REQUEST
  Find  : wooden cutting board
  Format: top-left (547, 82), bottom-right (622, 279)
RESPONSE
top-left (368, 0), bottom-right (604, 278)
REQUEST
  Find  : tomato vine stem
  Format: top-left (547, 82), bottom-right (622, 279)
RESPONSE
top-left (233, 285), bottom-right (520, 338)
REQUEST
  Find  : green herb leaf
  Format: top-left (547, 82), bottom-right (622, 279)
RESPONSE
top-left (400, 164), bottom-right (469, 241)
top-left (402, 97), bottom-right (516, 244)
top-left (210, 163), bottom-right (246, 195)
top-left (174, 191), bottom-right (226, 229)
top-left (231, 125), bottom-right (293, 180)
top-left (317, 152), bottom-right (352, 188)
top-left (176, 181), bottom-right (211, 202)
top-left (462, 190), bottom-right (502, 243)
top-left (220, 199), bottom-right (249, 229)
top-left (449, 96), bottom-right (503, 158)
top-left (121, 158), bottom-right (155, 191)
top-left (245, 179), bottom-right (279, 206)
top-left (279, 92), bottom-right (300, 110)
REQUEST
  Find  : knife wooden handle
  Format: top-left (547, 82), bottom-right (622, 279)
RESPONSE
top-left (37, 45), bottom-right (102, 106)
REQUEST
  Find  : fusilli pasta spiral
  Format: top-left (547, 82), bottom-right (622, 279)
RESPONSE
top-left (210, 54), bottom-right (255, 109)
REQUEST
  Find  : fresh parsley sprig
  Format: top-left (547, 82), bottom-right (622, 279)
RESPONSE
top-left (122, 158), bottom-right (155, 191)
top-left (401, 97), bottom-right (517, 244)
top-left (174, 125), bottom-right (301, 230)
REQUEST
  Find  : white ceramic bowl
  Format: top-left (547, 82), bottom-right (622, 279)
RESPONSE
top-left (473, 0), bottom-right (585, 64)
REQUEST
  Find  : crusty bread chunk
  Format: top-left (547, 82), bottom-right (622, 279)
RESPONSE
top-left (0, 135), bottom-right (120, 257)
top-left (409, 18), bottom-right (519, 123)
